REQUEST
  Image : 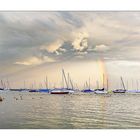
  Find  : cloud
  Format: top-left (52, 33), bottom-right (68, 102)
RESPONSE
top-left (15, 56), bottom-right (55, 66)
top-left (112, 60), bottom-right (140, 67)
top-left (72, 32), bottom-right (89, 52)
top-left (55, 47), bottom-right (67, 55)
top-left (1, 12), bottom-right (140, 88)
top-left (93, 44), bottom-right (109, 52)
top-left (1, 11), bottom-right (140, 64)
top-left (40, 40), bottom-right (68, 56)
top-left (76, 51), bottom-right (88, 55)
top-left (40, 40), bottom-right (63, 53)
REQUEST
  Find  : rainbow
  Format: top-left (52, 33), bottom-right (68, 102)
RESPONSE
top-left (97, 58), bottom-right (108, 88)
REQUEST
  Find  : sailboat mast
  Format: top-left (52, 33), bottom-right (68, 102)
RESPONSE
top-left (39, 83), bottom-right (41, 89)
top-left (24, 80), bottom-right (26, 89)
top-left (132, 79), bottom-right (134, 90)
top-left (62, 69), bottom-right (68, 89)
top-left (31, 83), bottom-right (33, 89)
top-left (3, 81), bottom-right (6, 89)
top-left (107, 78), bottom-right (109, 91)
top-left (96, 80), bottom-right (99, 89)
top-left (70, 78), bottom-right (74, 89)
top-left (6, 79), bottom-right (10, 89)
top-left (136, 80), bottom-right (139, 91)
top-left (67, 73), bottom-right (70, 89)
top-left (126, 80), bottom-right (128, 90)
top-left (84, 83), bottom-right (86, 89)
top-left (86, 81), bottom-right (88, 89)
top-left (62, 72), bottom-right (64, 88)
top-left (121, 76), bottom-right (126, 90)
top-left (103, 74), bottom-right (105, 89)
top-left (89, 77), bottom-right (90, 89)
top-left (45, 76), bottom-right (48, 89)
top-left (68, 74), bottom-right (74, 89)
top-left (1, 80), bottom-right (3, 89)
top-left (75, 83), bottom-right (78, 90)
top-left (1, 80), bottom-right (4, 89)
top-left (34, 81), bottom-right (36, 89)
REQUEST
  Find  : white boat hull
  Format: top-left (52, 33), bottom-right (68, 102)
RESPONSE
top-left (94, 90), bottom-right (108, 94)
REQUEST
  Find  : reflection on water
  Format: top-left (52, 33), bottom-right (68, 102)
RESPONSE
top-left (0, 92), bottom-right (140, 128)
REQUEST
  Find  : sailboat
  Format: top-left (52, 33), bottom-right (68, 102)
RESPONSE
top-left (50, 69), bottom-right (72, 94)
top-left (65, 72), bottom-right (75, 93)
top-left (38, 76), bottom-right (50, 93)
top-left (29, 82), bottom-right (39, 92)
top-left (50, 89), bottom-right (69, 94)
top-left (113, 77), bottom-right (126, 93)
top-left (136, 80), bottom-right (140, 93)
top-left (81, 78), bottom-right (94, 93)
top-left (94, 74), bottom-right (108, 94)
top-left (126, 79), bottom-right (140, 93)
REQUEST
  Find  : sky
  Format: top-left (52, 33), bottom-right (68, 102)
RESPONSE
top-left (0, 11), bottom-right (140, 89)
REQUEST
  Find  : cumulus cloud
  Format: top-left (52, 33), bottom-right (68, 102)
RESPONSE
top-left (72, 32), bottom-right (89, 52)
top-left (40, 40), bottom-right (68, 56)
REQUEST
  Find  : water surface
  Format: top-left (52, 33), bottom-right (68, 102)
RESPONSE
top-left (0, 92), bottom-right (140, 129)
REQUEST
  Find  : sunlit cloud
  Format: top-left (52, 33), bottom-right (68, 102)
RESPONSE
top-left (72, 32), bottom-right (89, 52)
top-left (15, 56), bottom-right (55, 66)
top-left (40, 40), bottom-right (63, 53)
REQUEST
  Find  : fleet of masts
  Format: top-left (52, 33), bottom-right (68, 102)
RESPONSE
top-left (0, 69), bottom-right (140, 94)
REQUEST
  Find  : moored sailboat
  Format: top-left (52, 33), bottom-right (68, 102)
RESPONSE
top-left (94, 88), bottom-right (108, 94)
top-left (38, 76), bottom-right (50, 93)
top-left (50, 88), bottom-right (69, 94)
top-left (94, 74), bottom-right (108, 94)
top-left (50, 69), bottom-right (73, 94)
top-left (113, 77), bottom-right (126, 93)
top-left (81, 78), bottom-right (94, 93)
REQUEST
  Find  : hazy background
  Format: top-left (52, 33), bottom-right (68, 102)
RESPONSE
top-left (0, 12), bottom-right (140, 89)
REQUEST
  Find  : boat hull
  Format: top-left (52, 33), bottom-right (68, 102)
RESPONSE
top-left (113, 89), bottom-right (126, 93)
top-left (29, 90), bottom-right (38, 92)
top-left (113, 91), bottom-right (125, 93)
top-left (94, 88), bottom-right (108, 94)
top-left (50, 91), bottom-right (69, 94)
top-left (81, 89), bottom-right (94, 93)
top-left (94, 91), bottom-right (108, 94)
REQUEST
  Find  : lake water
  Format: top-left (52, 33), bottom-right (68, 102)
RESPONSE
top-left (0, 92), bottom-right (140, 129)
